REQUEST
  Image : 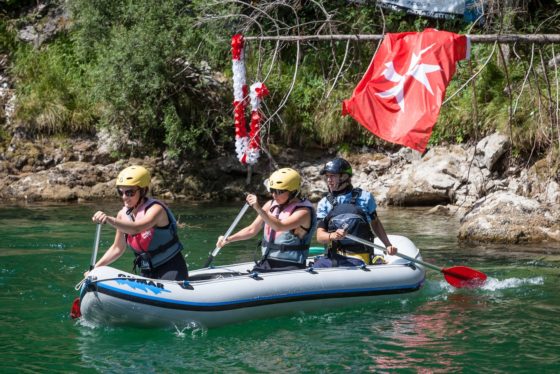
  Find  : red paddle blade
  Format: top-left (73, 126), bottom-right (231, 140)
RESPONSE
top-left (442, 266), bottom-right (487, 288)
top-left (70, 297), bottom-right (81, 319)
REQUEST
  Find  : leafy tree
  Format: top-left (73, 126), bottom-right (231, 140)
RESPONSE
top-left (68, 0), bottom-right (230, 158)
top-left (4, 0), bottom-right (560, 162)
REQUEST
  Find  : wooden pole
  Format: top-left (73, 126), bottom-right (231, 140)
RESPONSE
top-left (244, 34), bottom-right (560, 44)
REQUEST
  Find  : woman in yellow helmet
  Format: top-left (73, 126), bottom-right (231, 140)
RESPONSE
top-left (88, 165), bottom-right (188, 280)
top-left (216, 168), bottom-right (316, 271)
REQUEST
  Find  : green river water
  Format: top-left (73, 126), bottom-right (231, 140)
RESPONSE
top-left (0, 202), bottom-right (559, 373)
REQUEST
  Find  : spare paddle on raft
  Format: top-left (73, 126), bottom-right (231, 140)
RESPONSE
top-left (344, 233), bottom-right (487, 288)
top-left (204, 203), bottom-right (250, 268)
top-left (70, 223), bottom-right (102, 319)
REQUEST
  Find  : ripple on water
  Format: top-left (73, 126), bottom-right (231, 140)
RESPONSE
top-left (481, 276), bottom-right (544, 291)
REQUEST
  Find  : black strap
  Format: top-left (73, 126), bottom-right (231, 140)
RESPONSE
top-left (151, 234), bottom-right (180, 256)
top-left (132, 234), bottom-right (179, 270)
top-left (133, 252), bottom-right (154, 272)
top-left (327, 246), bottom-right (339, 267)
top-left (327, 187), bottom-right (362, 207)
top-left (350, 188), bottom-right (362, 204)
top-left (326, 193), bottom-right (337, 207)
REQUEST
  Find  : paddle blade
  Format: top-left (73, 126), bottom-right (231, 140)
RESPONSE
top-left (70, 297), bottom-right (81, 319)
top-left (442, 266), bottom-right (487, 288)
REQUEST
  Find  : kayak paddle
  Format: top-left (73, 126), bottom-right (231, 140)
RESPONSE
top-left (344, 233), bottom-right (487, 288)
top-left (89, 223), bottom-right (102, 271)
top-left (71, 223), bottom-right (102, 319)
top-left (203, 203), bottom-right (250, 267)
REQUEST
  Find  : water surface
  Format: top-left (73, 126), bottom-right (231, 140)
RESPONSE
top-left (0, 202), bottom-right (558, 372)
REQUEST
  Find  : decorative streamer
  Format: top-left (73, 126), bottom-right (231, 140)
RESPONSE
top-left (231, 34), bottom-right (249, 163)
top-left (246, 82), bottom-right (269, 164)
top-left (231, 34), bottom-right (268, 165)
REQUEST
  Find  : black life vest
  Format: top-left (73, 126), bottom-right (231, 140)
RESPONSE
top-left (324, 188), bottom-right (374, 254)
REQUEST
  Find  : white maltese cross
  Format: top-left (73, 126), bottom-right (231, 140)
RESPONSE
top-left (375, 43), bottom-right (441, 112)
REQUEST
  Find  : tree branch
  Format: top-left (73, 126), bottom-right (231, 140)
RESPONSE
top-left (245, 34), bottom-right (560, 44)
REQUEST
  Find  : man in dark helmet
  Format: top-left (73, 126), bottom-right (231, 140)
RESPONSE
top-left (314, 157), bottom-right (397, 268)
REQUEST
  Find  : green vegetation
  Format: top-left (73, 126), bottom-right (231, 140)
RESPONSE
top-left (11, 35), bottom-right (95, 134)
top-left (1, 0), bottom-right (560, 162)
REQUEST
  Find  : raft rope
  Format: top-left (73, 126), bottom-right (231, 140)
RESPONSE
top-left (73, 260), bottom-right (397, 292)
top-left (74, 278), bottom-right (86, 291)
top-left (75, 276), bottom-right (191, 290)
top-left (73, 266), bottom-right (254, 290)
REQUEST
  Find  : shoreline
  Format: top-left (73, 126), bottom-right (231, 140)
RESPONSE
top-left (2, 132), bottom-right (560, 247)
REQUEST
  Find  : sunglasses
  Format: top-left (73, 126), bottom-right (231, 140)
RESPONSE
top-left (116, 188), bottom-right (139, 197)
top-left (270, 188), bottom-right (287, 195)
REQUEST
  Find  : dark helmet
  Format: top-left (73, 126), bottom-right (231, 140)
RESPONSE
top-left (320, 158), bottom-right (353, 176)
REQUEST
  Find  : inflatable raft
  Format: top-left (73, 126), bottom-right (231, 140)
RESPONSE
top-left (76, 235), bottom-right (425, 328)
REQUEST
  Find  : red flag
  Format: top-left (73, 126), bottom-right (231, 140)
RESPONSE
top-left (342, 29), bottom-right (470, 153)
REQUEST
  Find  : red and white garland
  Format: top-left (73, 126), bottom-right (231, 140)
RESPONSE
top-left (231, 34), bottom-right (248, 163)
top-left (231, 34), bottom-right (268, 165)
top-left (246, 82), bottom-right (269, 164)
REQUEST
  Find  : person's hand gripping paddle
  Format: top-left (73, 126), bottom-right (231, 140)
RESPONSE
top-left (204, 203), bottom-right (250, 268)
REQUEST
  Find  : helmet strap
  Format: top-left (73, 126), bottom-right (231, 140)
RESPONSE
top-left (139, 187), bottom-right (148, 199)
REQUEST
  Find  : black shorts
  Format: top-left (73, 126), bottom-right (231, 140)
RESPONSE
top-left (140, 252), bottom-right (188, 281)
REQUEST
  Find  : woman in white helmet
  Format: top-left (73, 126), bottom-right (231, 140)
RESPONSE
top-left (89, 165), bottom-right (188, 280)
top-left (216, 168), bottom-right (316, 271)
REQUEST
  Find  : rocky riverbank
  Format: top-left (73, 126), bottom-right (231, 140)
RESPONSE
top-left (2, 2), bottom-right (560, 250)
top-left (1, 130), bottom-right (560, 247)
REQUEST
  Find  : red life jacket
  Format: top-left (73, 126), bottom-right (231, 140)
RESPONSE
top-left (123, 198), bottom-right (182, 270)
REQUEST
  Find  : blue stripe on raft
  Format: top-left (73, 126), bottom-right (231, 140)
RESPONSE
top-left (91, 278), bottom-right (424, 312)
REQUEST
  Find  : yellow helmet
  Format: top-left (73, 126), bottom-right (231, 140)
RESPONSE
top-left (267, 168), bottom-right (301, 192)
top-left (116, 165), bottom-right (151, 188)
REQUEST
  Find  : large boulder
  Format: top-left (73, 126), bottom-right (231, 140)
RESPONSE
top-left (458, 191), bottom-right (560, 243)
top-left (386, 146), bottom-right (468, 206)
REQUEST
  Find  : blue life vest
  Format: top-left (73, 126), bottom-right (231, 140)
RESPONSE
top-left (325, 188), bottom-right (374, 254)
top-left (261, 199), bottom-right (316, 266)
top-left (124, 198), bottom-right (183, 270)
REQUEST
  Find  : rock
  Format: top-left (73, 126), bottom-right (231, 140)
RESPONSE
top-left (386, 146), bottom-right (467, 206)
top-left (18, 26), bottom-right (38, 43)
top-left (16, 2), bottom-right (70, 48)
top-left (542, 181), bottom-right (560, 205)
top-left (458, 191), bottom-right (560, 243)
top-left (91, 181), bottom-right (115, 198)
top-left (1, 122), bottom-right (560, 246)
top-left (364, 155), bottom-right (392, 173)
top-left (0, 160), bottom-right (120, 201)
top-left (475, 132), bottom-right (510, 171)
